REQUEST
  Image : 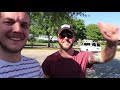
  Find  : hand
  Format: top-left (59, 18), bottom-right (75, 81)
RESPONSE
top-left (98, 22), bottom-right (119, 42)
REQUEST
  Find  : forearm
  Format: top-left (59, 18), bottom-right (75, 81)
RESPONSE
top-left (100, 41), bottom-right (117, 63)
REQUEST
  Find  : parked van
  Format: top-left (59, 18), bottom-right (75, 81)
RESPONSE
top-left (80, 40), bottom-right (101, 53)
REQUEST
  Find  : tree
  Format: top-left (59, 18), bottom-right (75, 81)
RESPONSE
top-left (72, 19), bottom-right (86, 40)
top-left (85, 24), bottom-right (103, 41)
top-left (28, 34), bottom-right (36, 48)
top-left (29, 12), bottom-right (87, 47)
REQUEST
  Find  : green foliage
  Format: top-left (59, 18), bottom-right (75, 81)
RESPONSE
top-left (99, 41), bottom-right (106, 45)
top-left (86, 24), bottom-right (103, 41)
top-left (72, 19), bottom-right (86, 40)
top-left (29, 12), bottom-right (87, 36)
top-left (37, 40), bottom-right (57, 43)
top-left (37, 40), bottom-right (48, 43)
top-left (29, 12), bottom-right (87, 47)
top-left (27, 34), bottom-right (36, 46)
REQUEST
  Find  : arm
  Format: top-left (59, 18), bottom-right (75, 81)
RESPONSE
top-left (42, 57), bottom-right (51, 78)
top-left (100, 40), bottom-right (117, 63)
top-left (88, 22), bottom-right (118, 64)
top-left (88, 41), bottom-right (117, 64)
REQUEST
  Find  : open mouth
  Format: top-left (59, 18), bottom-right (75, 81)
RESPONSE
top-left (7, 33), bottom-right (25, 41)
top-left (9, 37), bottom-right (22, 41)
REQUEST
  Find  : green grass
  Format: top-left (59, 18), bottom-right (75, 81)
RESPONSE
top-left (117, 48), bottom-right (120, 51)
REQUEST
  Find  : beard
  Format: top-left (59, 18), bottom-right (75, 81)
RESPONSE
top-left (58, 42), bottom-right (73, 51)
top-left (0, 41), bottom-right (24, 53)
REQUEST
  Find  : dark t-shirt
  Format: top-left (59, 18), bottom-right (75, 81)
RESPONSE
top-left (42, 50), bottom-right (93, 78)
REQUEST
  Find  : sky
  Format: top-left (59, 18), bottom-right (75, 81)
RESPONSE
top-left (78, 12), bottom-right (120, 27)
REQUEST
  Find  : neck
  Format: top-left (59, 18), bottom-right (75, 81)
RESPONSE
top-left (0, 49), bottom-right (21, 63)
top-left (59, 48), bottom-right (74, 58)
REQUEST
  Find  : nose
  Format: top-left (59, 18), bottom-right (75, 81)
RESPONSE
top-left (12, 23), bottom-right (22, 33)
top-left (64, 36), bottom-right (69, 40)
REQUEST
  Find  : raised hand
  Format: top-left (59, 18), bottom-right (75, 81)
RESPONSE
top-left (98, 22), bottom-right (119, 42)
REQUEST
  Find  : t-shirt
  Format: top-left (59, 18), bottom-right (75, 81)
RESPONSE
top-left (0, 56), bottom-right (44, 78)
top-left (42, 50), bottom-right (93, 78)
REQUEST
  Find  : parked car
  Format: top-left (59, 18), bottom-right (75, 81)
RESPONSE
top-left (80, 41), bottom-right (101, 53)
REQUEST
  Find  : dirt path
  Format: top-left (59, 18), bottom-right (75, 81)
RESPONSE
top-left (21, 49), bottom-right (58, 65)
top-left (21, 49), bottom-right (120, 65)
top-left (21, 49), bottom-right (120, 78)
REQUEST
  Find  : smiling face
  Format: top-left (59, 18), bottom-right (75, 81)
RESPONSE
top-left (57, 29), bottom-right (76, 51)
top-left (0, 12), bottom-right (30, 53)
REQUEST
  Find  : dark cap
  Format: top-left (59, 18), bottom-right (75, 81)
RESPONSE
top-left (57, 24), bottom-right (75, 35)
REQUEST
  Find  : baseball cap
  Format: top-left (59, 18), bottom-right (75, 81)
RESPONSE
top-left (57, 24), bottom-right (75, 35)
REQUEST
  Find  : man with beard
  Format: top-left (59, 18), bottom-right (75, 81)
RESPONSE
top-left (0, 12), bottom-right (44, 78)
top-left (42, 23), bottom-right (119, 78)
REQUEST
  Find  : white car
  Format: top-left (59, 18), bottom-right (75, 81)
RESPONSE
top-left (80, 42), bottom-right (101, 53)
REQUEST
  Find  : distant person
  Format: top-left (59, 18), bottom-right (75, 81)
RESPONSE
top-left (42, 23), bottom-right (119, 78)
top-left (0, 12), bottom-right (44, 78)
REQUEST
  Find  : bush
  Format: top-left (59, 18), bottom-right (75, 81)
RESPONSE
top-left (37, 40), bottom-right (58, 43)
top-left (99, 41), bottom-right (106, 45)
top-left (38, 40), bottom-right (48, 43)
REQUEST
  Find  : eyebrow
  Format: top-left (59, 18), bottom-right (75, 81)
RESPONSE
top-left (3, 18), bottom-right (30, 25)
top-left (4, 18), bottom-right (13, 21)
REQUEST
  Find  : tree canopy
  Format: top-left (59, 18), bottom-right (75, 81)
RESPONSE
top-left (29, 12), bottom-right (87, 47)
top-left (85, 24), bottom-right (103, 41)
top-left (72, 19), bottom-right (86, 40)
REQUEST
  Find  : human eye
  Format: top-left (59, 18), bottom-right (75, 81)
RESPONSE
top-left (21, 22), bottom-right (29, 29)
top-left (3, 18), bottom-right (15, 25)
top-left (4, 20), bottom-right (14, 25)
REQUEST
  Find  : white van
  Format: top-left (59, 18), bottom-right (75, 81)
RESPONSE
top-left (80, 41), bottom-right (101, 53)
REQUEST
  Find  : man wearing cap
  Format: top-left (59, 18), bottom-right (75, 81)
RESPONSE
top-left (42, 23), bottom-right (119, 78)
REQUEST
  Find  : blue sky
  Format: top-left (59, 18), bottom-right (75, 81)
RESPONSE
top-left (78, 12), bottom-right (120, 26)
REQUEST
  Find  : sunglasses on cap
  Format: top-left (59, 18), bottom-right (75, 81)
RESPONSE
top-left (59, 31), bottom-right (74, 39)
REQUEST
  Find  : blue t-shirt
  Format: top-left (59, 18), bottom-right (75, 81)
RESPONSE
top-left (0, 56), bottom-right (44, 78)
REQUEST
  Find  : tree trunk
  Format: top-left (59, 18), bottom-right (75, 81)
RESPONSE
top-left (47, 35), bottom-right (51, 48)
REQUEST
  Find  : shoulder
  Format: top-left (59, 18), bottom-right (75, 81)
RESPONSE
top-left (22, 56), bottom-right (44, 78)
top-left (45, 51), bottom-right (60, 60)
top-left (42, 51), bottom-right (60, 66)
top-left (74, 51), bottom-right (92, 59)
top-left (73, 50), bottom-right (92, 56)
top-left (22, 56), bottom-right (43, 70)
top-left (73, 50), bottom-right (79, 55)
top-left (22, 56), bottom-right (40, 64)
top-left (78, 51), bottom-right (92, 56)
